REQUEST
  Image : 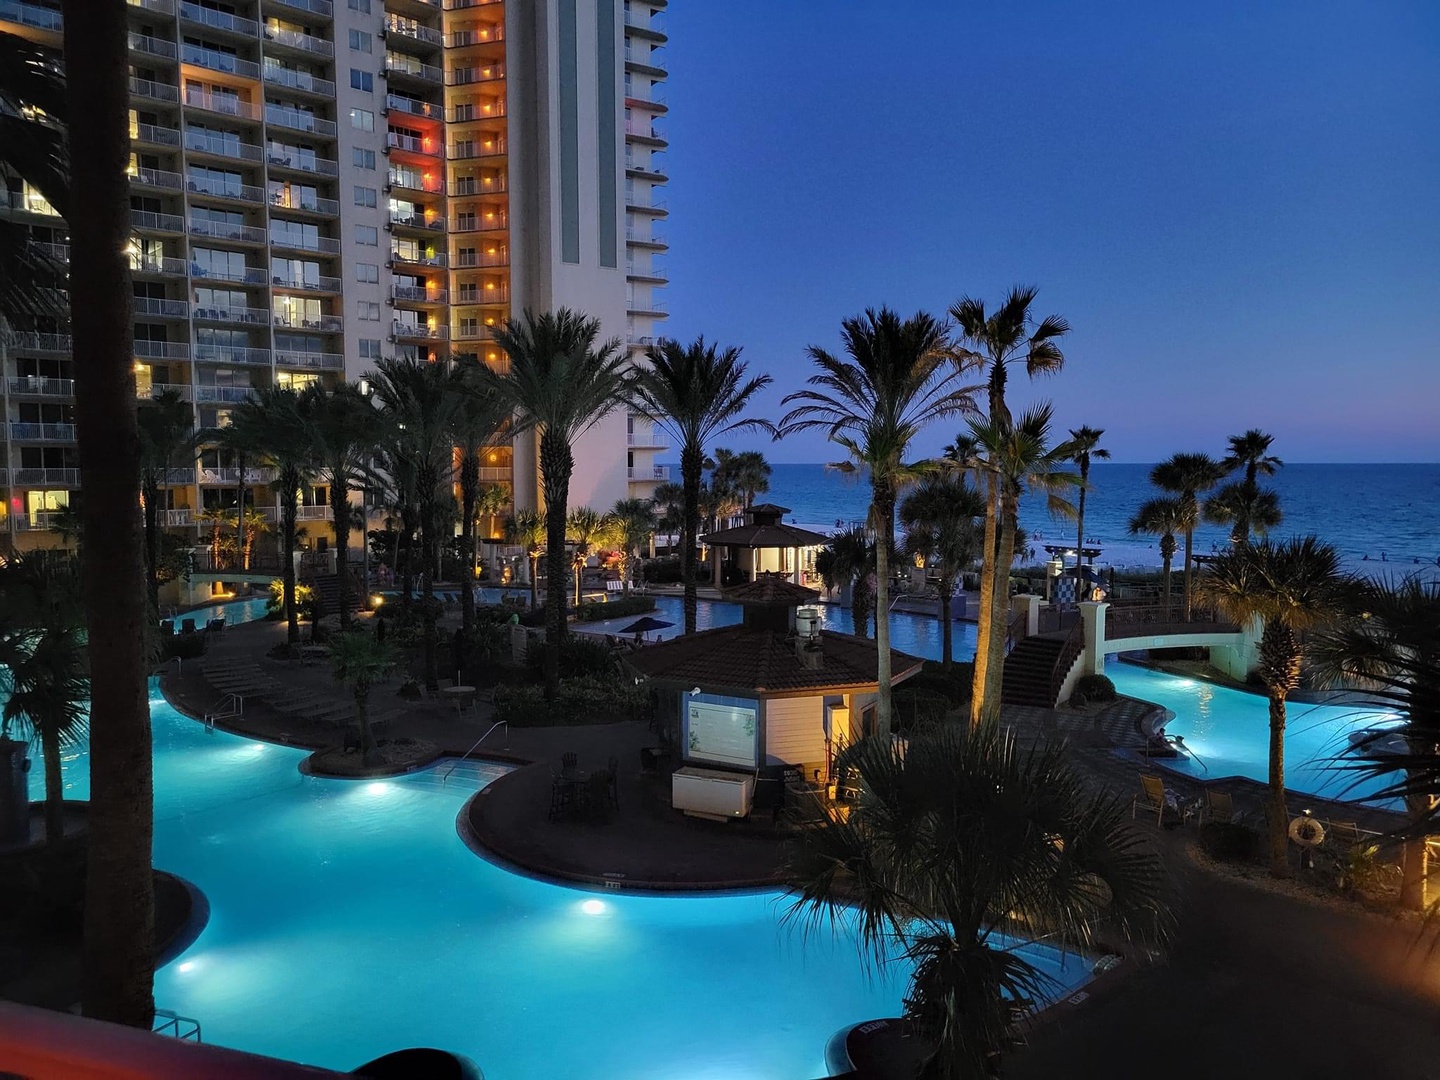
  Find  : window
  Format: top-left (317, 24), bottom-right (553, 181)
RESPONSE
top-left (349, 108), bottom-right (374, 132)
top-left (350, 69), bottom-right (373, 92)
top-left (356, 263), bottom-right (379, 283)
top-left (354, 186), bottom-right (377, 208)
top-left (348, 29), bottom-right (371, 53)
top-left (355, 225), bottom-right (378, 246)
top-left (348, 0), bottom-right (370, 11)
top-left (352, 147), bottom-right (376, 170)
top-left (359, 338), bottom-right (382, 359)
top-left (357, 301), bottom-right (381, 321)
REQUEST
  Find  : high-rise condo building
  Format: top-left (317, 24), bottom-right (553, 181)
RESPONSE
top-left (0, 0), bottom-right (669, 564)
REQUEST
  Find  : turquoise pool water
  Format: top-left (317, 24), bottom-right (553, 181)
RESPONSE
top-left (37, 683), bottom-right (1091, 1078)
top-left (1106, 664), bottom-right (1399, 803)
top-left (188, 596), bottom-right (272, 627)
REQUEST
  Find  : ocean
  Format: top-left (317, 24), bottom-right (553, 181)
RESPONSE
top-left (732, 462), bottom-right (1440, 580)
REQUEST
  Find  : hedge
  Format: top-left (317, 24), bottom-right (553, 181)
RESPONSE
top-left (574, 594), bottom-right (656, 622)
top-left (493, 676), bottom-right (653, 727)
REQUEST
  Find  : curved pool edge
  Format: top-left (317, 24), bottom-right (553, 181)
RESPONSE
top-left (156, 871), bottom-right (211, 970)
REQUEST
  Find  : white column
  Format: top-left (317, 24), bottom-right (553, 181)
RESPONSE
top-left (1079, 601), bottom-right (1108, 676)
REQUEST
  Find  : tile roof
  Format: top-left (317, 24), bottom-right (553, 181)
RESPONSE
top-left (699, 521), bottom-right (830, 549)
top-left (624, 626), bottom-right (924, 696)
top-left (721, 578), bottom-right (821, 605)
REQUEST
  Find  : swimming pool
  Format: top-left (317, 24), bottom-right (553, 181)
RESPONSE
top-left (36, 684), bottom-right (1092, 1078)
top-left (1106, 664), bottom-right (1400, 804)
top-left (187, 596), bottom-right (272, 628)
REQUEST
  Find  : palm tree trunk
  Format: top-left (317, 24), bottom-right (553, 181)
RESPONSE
top-left (539, 432), bottom-right (572, 702)
top-left (939, 582), bottom-right (953, 673)
top-left (679, 442), bottom-right (703, 635)
top-left (234, 451), bottom-right (246, 571)
top-left (970, 475), bottom-right (999, 728)
top-left (282, 487), bottom-right (299, 645)
top-left (143, 479), bottom-right (160, 615)
top-left (459, 453), bottom-right (478, 639)
top-left (42, 725), bottom-right (64, 843)
top-left (528, 551), bottom-right (539, 611)
top-left (1182, 526), bottom-right (1195, 621)
top-left (1266, 690), bottom-right (1289, 875)
top-left (853, 576), bottom-right (871, 638)
top-left (419, 474), bottom-right (439, 692)
top-left (332, 474), bottom-right (352, 631)
top-left (356, 684), bottom-right (375, 764)
top-left (398, 517), bottom-right (414, 614)
top-left (66, 0), bottom-right (155, 1027)
top-left (873, 485), bottom-right (895, 739)
top-left (1161, 555), bottom-right (1173, 621)
top-left (1075, 463), bottom-right (1088, 597)
top-left (985, 498), bottom-right (1019, 715)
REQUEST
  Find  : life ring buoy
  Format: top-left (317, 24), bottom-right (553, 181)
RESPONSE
top-left (1288, 815), bottom-right (1325, 847)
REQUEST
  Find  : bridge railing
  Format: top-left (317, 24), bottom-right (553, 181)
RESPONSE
top-left (1105, 603), bottom-right (1238, 640)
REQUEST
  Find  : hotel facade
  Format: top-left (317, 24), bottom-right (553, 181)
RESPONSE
top-left (0, 0), bottom-right (669, 555)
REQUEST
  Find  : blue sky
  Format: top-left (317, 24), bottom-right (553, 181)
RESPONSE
top-left (653, 1), bottom-right (1440, 463)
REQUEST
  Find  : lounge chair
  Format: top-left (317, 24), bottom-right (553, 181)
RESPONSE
top-left (181, 617), bottom-right (197, 634)
top-left (205, 617), bottom-right (225, 634)
top-left (1131, 774), bottom-right (1179, 826)
top-left (1202, 789), bottom-right (1235, 826)
top-left (158, 620), bottom-right (174, 637)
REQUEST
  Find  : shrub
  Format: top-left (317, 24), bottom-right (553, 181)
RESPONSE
top-left (1074, 673), bottom-right (1116, 703)
top-left (1200, 821), bottom-right (1261, 862)
top-left (1068, 690), bottom-right (1089, 709)
top-left (524, 634), bottom-right (616, 680)
top-left (162, 632), bottom-right (208, 660)
top-left (892, 688), bottom-right (954, 730)
top-left (574, 594), bottom-right (656, 622)
top-left (493, 676), bottom-right (653, 726)
top-left (904, 661), bottom-right (975, 706)
top-left (642, 555), bottom-right (682, 584)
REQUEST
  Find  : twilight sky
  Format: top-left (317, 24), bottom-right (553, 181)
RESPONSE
top-left (653, 1), bottom-right (1440, 464)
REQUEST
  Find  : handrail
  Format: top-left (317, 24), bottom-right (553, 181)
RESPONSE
top-left (152, 1008), bottom-right (202, 1041)
top-left (1048, 623), bottom-right (1085, 704)
top-left (440, 720), bottom-right (506, 782)
top-left (203, 693), bottom-right (244, 731)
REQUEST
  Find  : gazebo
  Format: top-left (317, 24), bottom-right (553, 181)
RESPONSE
top-left (699, 503), bottom-right (829, 588)
top-left (624, 574), bottom-right (924, 819)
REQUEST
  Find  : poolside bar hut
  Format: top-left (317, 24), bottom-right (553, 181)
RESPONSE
top-left (624, 575), bottom-right (924, 819)
top-left (699, 503), bottom-right (829, 588)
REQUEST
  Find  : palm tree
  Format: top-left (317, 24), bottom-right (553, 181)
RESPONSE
top-left (368, 357), bottom-right (460, 690)
top-left (480, 309), bottom-right (631, 699)
top-left (194, 506), bottom-right (228, 568)
top-left (136, 390), bottom-right (198, 613)
top-left (712, 447), bottom-right (772, 509)
top-left (227, 506), bottom-right (269, 572)
top-left (229, 388), bottom-right (312, 645)
top-left (1128, 497), bottom-right (1189, 620)
top-left (0, 553), bottom-right (89, 846)
top-left (950, 287), bottom-right (1069, 729)
top-left (697, 477), bottom-right (740, 536)
top-left (1196, 537), bottom-right (1347, 875)
top-left (781, 309), bottom-right (976, 738)
top-left (628, 337), bottom-right (772, 635)
top-left (209, 421), bottom-right (254, 573)
top-left (1205, 429), bottom-right (1284, 544)
top-left (1151, 452), bottom-right (1227, 620)
top-left (329, 631), bottom-right (398, 767)
top-left (964, 406), bottom-right (1079, 723)
top-left (789, 721), bottom-right (1170, 1077)
top-left (565, 506), bottom-right (613, 606)
top-left (372, 427), bottom-right (420, 615)
top-left (301, 382), bottom-right (379, 630)
top-left (62, 3), bottom-right (157, 1027)
top-left (1066, 425), bottom-right (1110, 592)
top-left (826, 526), bottom-right (877, 638)
top-left (650, 480), bottom-right (684, 553)
top-left (505, 509), bottom-right (545, 610)
top-left (1310, 576), bottom-right (1440, 911)
top-left (609, 497), bottom-right (657, 592)
top-left (900, 476), bottom-right (984, 671)
top-left (449, 361), bottom-right (510, 637)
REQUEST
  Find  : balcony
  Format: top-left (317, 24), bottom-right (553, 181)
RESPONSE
top-left (179, 1), bottom-right (259, 37)
top-left (271, 272), bottom-right (342, 293)
top-left (274, 350), bottom-right (343, 370)
top-left (10, 422), bottom-right (77, 443)
top-left (133, 122), bottom-right (182, 149)
top-left (132, 210), bottom-right (186, 234)
top-left (133, 297), bottom-right (191, 319)
top-left (452, 250), bottom-right (507, 269)
top-left (187, 175), bottom-right (266, 204)
top-left (184, 91), bottom-right (263, 121)
top-left (453, 285), bottom-right (509, 306)
top-left (444, 25), bottom-right (504, 48)
top-left (445, 63), bottom-right (505, 86)
top-left (626, 263), bottom-right (668, 284)
top-left (264, 105), bottom-right (337, 137)
top-left (270, 191), bottom-right (341, 216)
top-left (129, 76), bottom-right (181, 104)
top-left (624, 84), bottom-right (667, 111)
top-left (131, 166), bottom-right (185, 192)
top-left (388, 208), bottom-right (444, 231)
top-left (387, 169), bottom-right (444, 195)
top-left (272, 312), bottom-right (344, 332)
top-left (262, 65), bottom-right (336, 98)
top-left (188, 217), bottom-right (267, 244)
top-left (384, 55), bottom-right (443, 85)
top-left (1, 189), bottom-right (60, 216)
top-left (266, 147), bottom-right (339, 176)
top-left (386, 131), bottom-right (442, 158)
top-left (192, 304), bottom-right (270, 326)
top-left (11, 467), bottom-right (79, 486)
top-left (263, 27), bottom-right (333, 58)
top-left (162, 508), bottom-right (195, 527)
top-left (181, 44), bottom-right (262, 80)
top-left (385, 93), bottom-right (442, 122)
top-left (450, 212), bottom-right (508, 233)
top-left (268, 231), bottom-right (341, 255)
top-left (391, 284), bottom-right (447, 304)
top-left (268, 0), bottom-right (331, 15)
top-left (624, 190), bottom-right (668, 215)
top-left (6, 376), bottom-right (73, 398)
top-left (627, 465), bottom-right (669, 482)
top-left (392, 321), bottom-right (448, 341)
top-left (623, 9), bottom-right (666, 40)
top-left (0, 0), bottom-right (63, 32)
top-left (194, 344), bottom-right (271, 366)
top-left (389, 248), bottom-right (447, 269)
top-left (129, 33), bottom-right (178, 61)
top-left (446, 101), bottom-right (506, 124)
top-left (5, 332), bottom-right (71, 354)
top-left (27, 240), bottom-right (69, 264)
top-left (443, 0), bottom-right (502, 8)
top-left (134, 341), bottom-right (192, 360)
top-left (185, 129), bottom-right (265, 163)
top-left (624, 121), bottom-right (667, 145)
top-left (627, 429), bottom-right (669, 448)
top-left (624, 46), bottom-right (667, 74)
top-left (385, 14), bottom-right (443, 46)
top-left (127, 0), bottom-right (173, 13)
top-left (139, 383), bottom-right (194, 402)
top-left (130, 254), bottom-right (188, 276)
top-left (192, 264), bottom-right (268, 286)
top-left (627, 297), bottom-right (668, 317)
top-left (199, 467), bottom-right (278, 485)
top-left (193, 385), bottom-right (254, 403)
top-left (448, 138), bottom-right (507, 161)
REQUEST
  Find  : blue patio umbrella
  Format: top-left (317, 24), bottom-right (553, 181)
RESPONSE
top-left (619, 616), bottom-right (674, 639)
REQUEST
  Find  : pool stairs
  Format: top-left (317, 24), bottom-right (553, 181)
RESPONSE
top-left (1002, 633), bottom-right (1073, 707)
top-left (400, 759), bottom-right (500, 794)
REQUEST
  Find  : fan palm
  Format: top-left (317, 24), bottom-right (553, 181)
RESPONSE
top-left (1066, 425), bottom-right (1110, 591)
top-left (964, 405), bottom-right (1079, 724)
top-left (367, 357), bottom-right (461, 690)
top-left (300, 382), bottom-right (379, 629)
top-left (505, 509), bottom-right (545, 610)
top-left (950, 287), bottom-right (1070, 730)
top-left (136, 389), bottom-right (198, 614)
top-left (208, 421), bottom-right (255, 574)
top-left (566, 506), bottom-right (613, 606)
top-left (1196, 537), bottom-right (1348, 875)
top-left (1151, 452), bottom-right (1227, 620)
top-left (1128, 497), bottom-right (1189, 620)
top-left (194, 506), bottom-right (228, 568)
top-left (650, 480), bottom-right (684, 549)
top-left (711, 447), bottom-right (772, 509)
top-left (826, 526), bottom-right (877, 638)
top-left (781, 308), bottom-right (976, 737)
top-left (229, 387), bottom-right (312, 645)
top-left (900, 476), bottom-right (985, 671)
top-left (329, 630), bottom-right (398, 767)
top-left (448, 361), bottom-right (509, 637)
top-left (1310, 575), bottom-right (1440, 911)
top-left (628, 337), bottom-right (772, 634)
top-left (478, 309), bottom-right (631, 698)
top-left (1205, 429), bottom-right (1284, 544)
top-left (788, 721), bottom-right (1170, 1078)
top-left (226, 506), bottom-right (269, 572)
top-left (609, 498), bottom-right (657, 592)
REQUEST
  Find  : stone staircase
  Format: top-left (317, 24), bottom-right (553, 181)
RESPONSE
top-left (1001, 632), bottom-right (1074, 708)
top-left (306, 572), bottom-right (361, 620)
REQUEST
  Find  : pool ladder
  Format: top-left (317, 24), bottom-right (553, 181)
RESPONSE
top-left (203, 693), bottom-right (245, 732)
top-left (440, 721), bottom-right (508, 783)
top-left (153, 1008), bottom-right (202, 1042)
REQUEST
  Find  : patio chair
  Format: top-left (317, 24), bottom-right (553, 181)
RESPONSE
top-left (205, 618), bottom-right (225, 634)
top-left (605, 755), bottom-right (620, 811)
top-left (561, 751), bottom-right (578, 772)
top-left (159, 620), bottom-right (174, 637)
top-left (181, 617), bottom-right (197, 635)
top-left (1131, 774), bottom-right (1177, 826)
top-left (1202, 789), bottom-right (1235, 826)
top-left (547, 775), bottom-right (575, 821)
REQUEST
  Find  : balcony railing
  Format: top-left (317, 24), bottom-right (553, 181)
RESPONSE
top-left (184, 130), bottom-right (265, 162)
top-left (263, 27), bottom-right (334, 58)
top-left (130, 254), bottom-right (188, 276)
top-left (385, 15), bottom-right (443, 46)
top-left (133, 297), bottom-right (191, 318)
top-left (388, 208), bottom-right (444, 231)
top-left (194, 385), bottom-right (255, 403)
top-left (0, 0), bottom-right (64, 31)
top-left (184, 92), bottom-right (263, 121)
top-left (444, 25), bottom-right (504, 48)
top-left (129, 76), bottom-right (181, 104)
top-left (268, 0), bottom-right (331, 15)
top-left (270, 192), bottom-right (341, 216)
top-left (129, 33), bottom-right (178, 60)
top-left (392, 321), bottom-right (448, 340)
top-left (6, 376), bottom-right (73, 398)
top-left (187, 175), bottom-right (266, 203)
top-left (384, 56), bottom-right (443, 84)
top-left (132, 166), bottom-right (185, 192)
top-left (448, 138), bottom-right (507, 160)
top-left (193, 304), bottom-right (270, 325)
top-left (263, 65), bottom-right (336, 98)
top-left (627, 297), bottom-right (668, 315)
top-left (199, 467), bottom-right (278, 485)
top-left (132, 209), bottom-right (186, 234)
top-left (133, 122), bottom-right (182, 148)
top-left (134, 340), bottom-right (192, 360)
top-left (274, 350), bottom-right (343, 370)
top-left (140, 383), bottom-right (194, 402)
top-left (5, 332), bottom-right (71, 354)
top-left (385, 94), bottom-right (442, 121)
top-left (192, 264), bottom-right (268, 286)
top-left (624, 46), bottom-right (667, 70)
top-left (450, 212), bottom-right (508, 232)
top-left (268, 232), bottom-right (341, 255)
top-left (453, 286), bottom-right (509, 306)
top-left (193, 344), bottom-right (271, 366)
top-left (625, 226), bottom-right (668, 245)
top-left (179, 1), bottom-right (258, 36)
top-left (445, 63), bottom-right (505, 86)
top-left (390, 249), bottom-right (447, 268)
top-left (11, 467), bottom-right (79, 486)
top-left (452, 251), bottom-right (507, 269)
top-left (386, 131), bottom-right (441, 156)
top-left (127, 0), bottom-right (174, 13)
top-left (267, 149), bottom-right (339, 176)
top-left (272, 312), bottom-right (344, 332)
top-left (10, 422), bottom-right (76, 442)
top-left (391, 285), bottom-right (448, 304)
top-left (182, 44), bottom-right (262, 80)
top-left (264, 106), bottom-right (337, 137)
top-left (387, 169), bottom-right (444, 194)
top-left (188, 218), bottom-right (267, 244)
top-left (271, 273), bottom-right (342, 292)
top-left (627, 465), bottom-right (669, 481)
top-left (626, 430), bottom-right (669, 448)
